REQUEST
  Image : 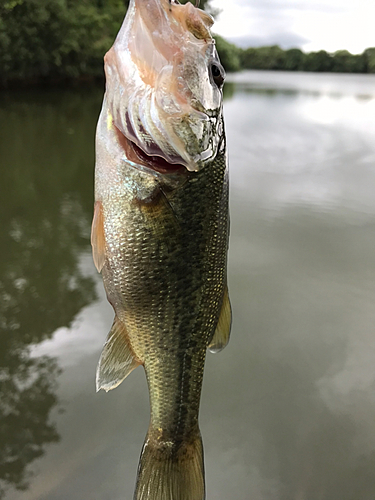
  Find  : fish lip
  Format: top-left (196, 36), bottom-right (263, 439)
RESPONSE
top-left (114, 123), bottom-right (189, 176)
top-left (115, 106), bottom-right (222, 174)
top-left (128, 139), bottom-right (188, 175)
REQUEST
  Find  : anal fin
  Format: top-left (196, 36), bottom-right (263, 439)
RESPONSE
top-left (96, 316), bottom-right (141, 392)
top-left (91, 201), bottom-right (106, 273)
top-left (208, 286), bottom-right (232, 353)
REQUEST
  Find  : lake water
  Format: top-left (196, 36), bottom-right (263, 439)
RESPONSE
top-left (1, 70), bottom-right (375, 500)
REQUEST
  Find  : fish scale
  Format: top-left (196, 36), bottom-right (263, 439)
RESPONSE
top-left (91, 0), bottom-right (231, 498)
top-left (101, 146), bottom-right (228, 487)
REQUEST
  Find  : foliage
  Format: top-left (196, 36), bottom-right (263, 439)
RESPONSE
top-left (0, 0), bottom-right (125, 85)
top-left (240, 45), bottom-right (370, 74)
top-left (284, 48), bottom-right (305, 71)
top-left (0, 0), bottom-right (374, 85)
top-left (241, 45), bottom-right (286, 71)
top-left (332, 50), bottom-right (365, 73)
top-left (363, 48), bottom-right (375, 73)
top-left (303, 50), bottom-right (333, 72)
top-left (214, 34), bottom-right (241, 72)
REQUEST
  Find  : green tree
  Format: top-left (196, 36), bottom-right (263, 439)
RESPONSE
top-left (240, 47), bottom-right (258, 69)
top-left (363, 48), bottom-right (375, 73)
top-left (241, 45), bottom-right (286, 70)
top-left (332, 50), bottom-right (365, 73)
top-left (0, 0), bottom-right (125, 85)
top-left (303, 50), bottom-right (333, 72)
top-left (284, 48), bottom-right (305, 71)
top-left (214, 34), bottom-right (241, 72)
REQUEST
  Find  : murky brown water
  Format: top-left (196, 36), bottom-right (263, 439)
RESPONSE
top-left (1, 71), bottom-right (375, 499)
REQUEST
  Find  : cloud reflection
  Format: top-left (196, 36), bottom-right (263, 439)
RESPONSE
top-left (0, 89), bottom-right (100, 497)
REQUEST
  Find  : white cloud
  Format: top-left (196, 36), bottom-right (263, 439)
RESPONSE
top-left (211, 0), bottom-right (375, 53)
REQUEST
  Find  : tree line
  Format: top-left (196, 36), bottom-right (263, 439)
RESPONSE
top-left (216, 36), bottom-right (375, 74)
top-left (1, 0), bottom-right (374, 87)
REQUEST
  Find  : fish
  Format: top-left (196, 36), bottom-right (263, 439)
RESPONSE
top-left (91, 0), bottom-right (231, 499)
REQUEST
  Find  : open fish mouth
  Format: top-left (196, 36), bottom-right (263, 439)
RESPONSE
top-left (113, 122), bottom-right (187, 175)
top-left (103, 0), bottom-right (225, 172)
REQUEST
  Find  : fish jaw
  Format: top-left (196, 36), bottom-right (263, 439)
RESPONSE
top-left (103, 0), bottom-right (225, 172)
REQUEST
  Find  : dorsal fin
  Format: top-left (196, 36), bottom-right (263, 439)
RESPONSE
top-left (96, 316), bottom-right (141, 392)
top-left (91, 201), bottom-right (106, 273)
top-left (208, 286), bottom-right (232, 353)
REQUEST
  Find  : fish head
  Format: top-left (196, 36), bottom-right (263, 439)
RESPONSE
top-left (104, 0), bottom-right (225, 172)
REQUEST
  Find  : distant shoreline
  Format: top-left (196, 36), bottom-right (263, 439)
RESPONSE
top-left (2, 44), bottom-right (374, 91)
top-left (1, 1), bottom-right (374, 90)
top-left (214, 35), bottom-right (375, 75)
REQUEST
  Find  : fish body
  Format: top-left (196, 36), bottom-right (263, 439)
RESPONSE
top-left (91, 1), bottom-right (231, 499)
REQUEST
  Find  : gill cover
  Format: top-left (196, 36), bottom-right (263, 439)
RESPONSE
top-left (104, 0), bottom-right (225, 171)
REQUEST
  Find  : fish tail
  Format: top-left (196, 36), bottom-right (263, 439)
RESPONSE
top-left (134, 428), bottom-right (205, 500)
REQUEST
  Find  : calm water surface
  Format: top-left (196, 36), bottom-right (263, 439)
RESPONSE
top-left (1, 71), bottom-right (375, 499)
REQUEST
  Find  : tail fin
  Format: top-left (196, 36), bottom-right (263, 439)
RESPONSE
top-left (134, 430), bottom-right (205, 500)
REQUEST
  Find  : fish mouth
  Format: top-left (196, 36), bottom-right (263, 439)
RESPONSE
top-left (103, 0), bottom-right (223, 173)
top-left (114, 106), bottom-right (221, 173)
top-left (114, 124), bottom-right (186, 175)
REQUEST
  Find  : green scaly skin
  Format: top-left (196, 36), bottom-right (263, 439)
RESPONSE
top-left (100, 124), bottom-right (228, 455)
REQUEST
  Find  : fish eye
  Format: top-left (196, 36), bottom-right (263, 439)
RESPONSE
top-left (210, 63), bottom-right (225, 88)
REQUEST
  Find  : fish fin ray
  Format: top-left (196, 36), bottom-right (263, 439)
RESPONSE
top-left (96, 316), bottom-right (140, 392)
top-left (208, 285), bottom-right (231, 353)
top-left (91, 201), bottom-right (106, 273)
top-left (135, 430), bottom-right (205, 500)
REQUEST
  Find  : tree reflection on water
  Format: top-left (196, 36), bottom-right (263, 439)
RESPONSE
top-left (0, 89), bottom-right (101, 497)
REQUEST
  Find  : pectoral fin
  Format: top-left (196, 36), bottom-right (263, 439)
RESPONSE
top-left (208, 286), bottom-right (232, 353)
top-left (91, 201), bottom-right (106, 273)
top-left (96, 316), bottom-right (141, 392)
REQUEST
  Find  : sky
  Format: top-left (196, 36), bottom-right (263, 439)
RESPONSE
top-left (210, 0), bottom-right (374, 54)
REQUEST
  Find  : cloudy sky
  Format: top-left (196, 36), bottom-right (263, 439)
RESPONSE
top-left (210, 0), bottom-right (374, 54)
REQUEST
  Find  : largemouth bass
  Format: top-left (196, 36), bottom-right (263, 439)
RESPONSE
top-left (91, 0), bottom-right (231, 498)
